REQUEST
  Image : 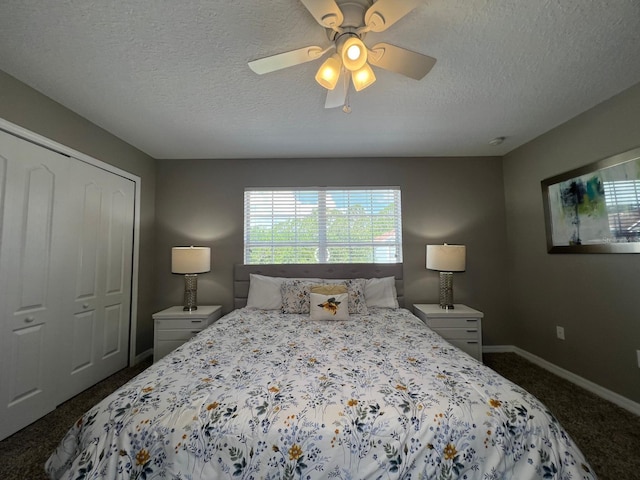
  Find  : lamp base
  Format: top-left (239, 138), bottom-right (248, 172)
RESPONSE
top-left (183, 274), bottom-right (199, 311)
top-left (438, 272), bottom-right (454, 309)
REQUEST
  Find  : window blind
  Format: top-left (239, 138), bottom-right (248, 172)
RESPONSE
top-left (604, 180), bottom-right (640, 240)
top-left (244, 187), bottom-right (403, 264)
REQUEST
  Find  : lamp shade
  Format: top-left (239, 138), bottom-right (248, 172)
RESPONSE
top-left (171, 246), bottom-right (211, 274)
top-left (315, 53), bottom-right (341, 90)
top-left (426, 244), bottom-right (466, 272)
top-left (341, 37), bottom-right (367, 71)
top-left (351, 63), bottom-right (376, 91)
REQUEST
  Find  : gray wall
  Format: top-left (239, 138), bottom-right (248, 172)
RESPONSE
top-left (155, 156), bottom-right (512, 345)
top-left (7, 64), bottom-right (637, 406)
top-left (0, 70), bottom-right (157, 357)
top-left (503, 81), bottom-right (640, 403)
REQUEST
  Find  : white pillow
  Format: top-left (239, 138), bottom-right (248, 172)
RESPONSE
top-left (310, 293), bottom-right (349, 320)
top-left (246, 274), bottom-right (322, 310)
top-left (364, 276), bottom-right (399, 308)
top-left (246, 274), bottom-right (283, 310)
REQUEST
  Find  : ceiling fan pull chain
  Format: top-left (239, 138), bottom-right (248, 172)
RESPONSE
top-left (342, 98), bottom-right (352, 114)
top-left (342, 69), bottom-right (352, 114)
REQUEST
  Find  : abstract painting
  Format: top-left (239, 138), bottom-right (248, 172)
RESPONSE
top-left (541, 146), bottom-right (640, 253)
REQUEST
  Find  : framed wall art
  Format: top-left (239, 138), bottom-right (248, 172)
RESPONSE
top-left (541, 146), bottom-right (640, 253)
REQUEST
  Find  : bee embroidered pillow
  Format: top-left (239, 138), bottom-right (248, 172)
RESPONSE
top-left (309, 293), bottom-right (349, 320)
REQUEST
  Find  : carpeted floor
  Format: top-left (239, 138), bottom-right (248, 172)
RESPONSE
top-left (0, 358), bottom-right (152, 480)
top-left (483, 353), bottom-right (640, 480)
top-left (1, 352), bottom-right (638, 479)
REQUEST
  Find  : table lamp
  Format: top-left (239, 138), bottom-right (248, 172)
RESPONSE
top-left (171, 246), bottom-right (211, 311)
top-left (426, 244), bottom-right (466, 309)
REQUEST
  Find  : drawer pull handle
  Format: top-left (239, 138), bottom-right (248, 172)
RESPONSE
top-left (467, 341), bottom-right (478, 344)
top-left (191, 330), bottom-right (201, 334)
top-left (83, 303), bottom-right (90, 309)
top-left (466, 319), bottom-right (477, 322)
top-left (466, 329), bottom-right (477, 333)
top-left (191, 320), bottom-right (202, 323)
top-left (25, 316), bottom-right (35, 323)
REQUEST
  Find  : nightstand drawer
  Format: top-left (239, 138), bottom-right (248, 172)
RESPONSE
top-left (156, 329), bottom-right (203, 342)
top-left (152, 305), bottom-right (222, 363)
top-left (432, 327), bottom-right (479, 340)
top-left (413, 304), bottom-right (484, 363)
top-left (155, 318), bottom-right (210, 330)
top-left (423, 317), bottom-right (480, 329)
top-left (447, 339), bottom-right (482, 359)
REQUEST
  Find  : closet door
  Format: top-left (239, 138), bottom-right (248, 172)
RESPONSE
top-left (59, 160), bottom-right (134, 401)
top-left (0, 130), bottom-right (70, 440)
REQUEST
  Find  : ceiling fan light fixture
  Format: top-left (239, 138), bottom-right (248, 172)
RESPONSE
top-left (352, 63), bottom-right (376, 92)
top-left (315, 53), bottom-right (342, 90)
top-left (341, 37), bottom-right (367, 71)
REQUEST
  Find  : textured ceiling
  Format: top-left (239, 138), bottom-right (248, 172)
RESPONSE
top-left (1, 0), bottom-right (640, 159)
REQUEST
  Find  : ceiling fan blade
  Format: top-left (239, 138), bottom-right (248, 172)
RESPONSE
top-left (300, 0), bottom-right (344, 29)
top-left (364, 0), bottom-right (420, 33)
top-left (368, 43), bottom-right (436, 80)
top-left (324, 70), bottom-right (348, 108)
top-left (248, 46), bottom-right (327, 75)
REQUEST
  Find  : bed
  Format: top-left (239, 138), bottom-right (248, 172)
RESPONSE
top-left (45, 264), bottom-right (596, 479)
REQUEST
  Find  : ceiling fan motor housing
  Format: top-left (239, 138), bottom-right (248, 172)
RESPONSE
top-left (336, 0), bottom-right (372, 27)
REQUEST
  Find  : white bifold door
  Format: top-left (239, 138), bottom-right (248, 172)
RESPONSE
top-left (0, 129), bottom-right (135, 440)
top-left (60, 159), bottom-right (134, 402)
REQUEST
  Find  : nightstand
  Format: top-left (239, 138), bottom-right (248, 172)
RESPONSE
top-left (413, 304), bottom-right (484, 362)
top-left (152, 305), bottom-right (222, 362)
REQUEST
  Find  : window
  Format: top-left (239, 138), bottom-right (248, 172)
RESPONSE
top-left (604, 179), bottom-right (640, 241)
top-left (244, 188), bottom-right (402, 264)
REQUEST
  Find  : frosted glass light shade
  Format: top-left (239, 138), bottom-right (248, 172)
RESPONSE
top-left (351, 63), bottom-right (376, 91)
top-left (315, 54), bottom-right (341, 90)
top-left (171, 246), bottom-right (211, 274)
top-left (426, 244), bottom-right (466, 272)
top-left (341, 37), bottom-right (367, 71)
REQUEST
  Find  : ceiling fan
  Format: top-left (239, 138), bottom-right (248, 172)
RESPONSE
top-left (248, 0), bottom-right (436, 110)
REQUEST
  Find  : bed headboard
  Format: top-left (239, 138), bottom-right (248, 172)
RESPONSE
top-left (234, 263), bottom-right (404, 310)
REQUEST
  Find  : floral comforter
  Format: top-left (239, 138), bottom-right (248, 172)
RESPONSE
top-left (46, 307), bottom-right (596, 479)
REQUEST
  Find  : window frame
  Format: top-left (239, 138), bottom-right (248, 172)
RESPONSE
top-left (244, 187), bottom-right (403, 264)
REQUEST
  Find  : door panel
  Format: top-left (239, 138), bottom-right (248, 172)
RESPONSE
top-left (103, 303), bottom-right (123, 357)
top-left (106, 190), bottom-right (128, 294)
top-left (96, 175), bottom-right (133, 378)
top-left (0, 130), bottom-right (69, 440)
top-left (8, 323), bottom-right (45, 406)
top-left (76, 182), bottom-right (101, 301)
top-left (59, 161), bottom-right (134, 400)
top-left (19, 165), bottom-right (55, 310)
top-left (71, 310), bottom-right (96, 373)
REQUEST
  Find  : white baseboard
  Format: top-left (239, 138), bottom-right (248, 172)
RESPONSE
top-left (484, 345), bottom-right (640, 417)
top-left (133, 348), bottom-right (153, 366)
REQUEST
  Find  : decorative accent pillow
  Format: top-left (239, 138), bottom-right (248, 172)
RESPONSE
top-left (312, 280), bottom-right (368, 314)
top-left (247, 275), bottom-right (322, 310)
top-left (344, 278), bottom-right (369, 315)
top-left (310, 284), bottom-right (348, 295)
top-left (280, 280), bottom-right (315, 314)
top-left (310, 293), bottom-right (349, 320)
top-left (364, 276), bottom-right (399, 308)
